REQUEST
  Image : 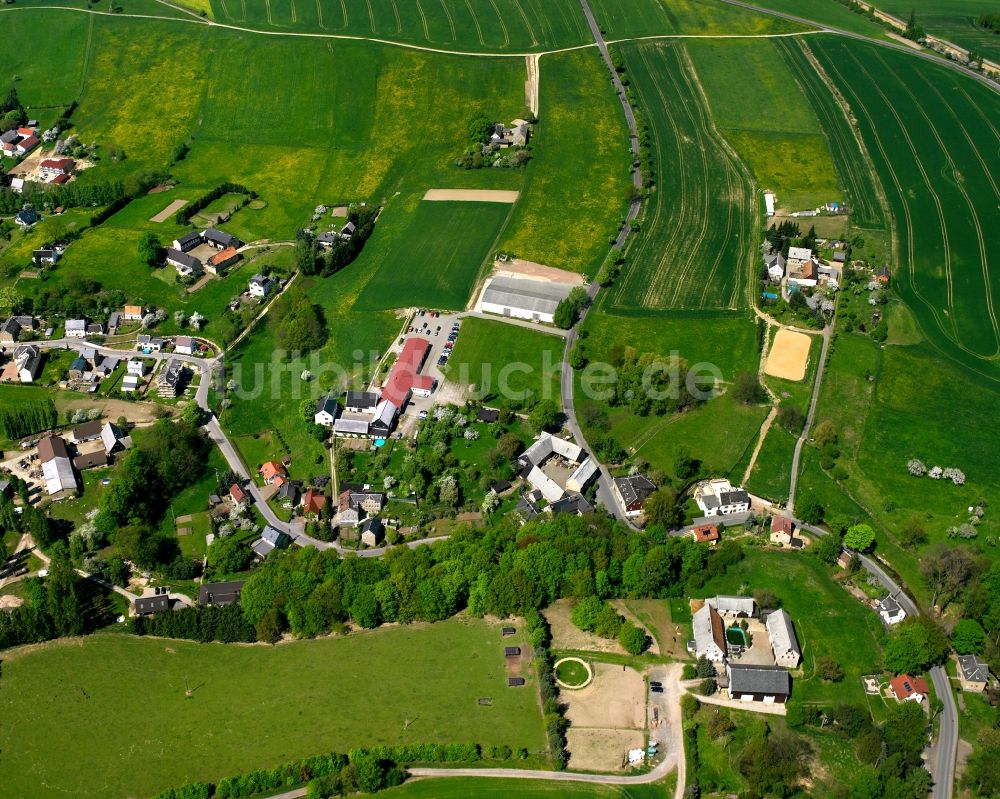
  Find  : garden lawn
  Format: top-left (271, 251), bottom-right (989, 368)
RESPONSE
top-left (355, 201), bottom-right (512, 312)
top-left (0, 617), bottom-right (545, 799)
top-left (442, 317), bottom-right (563, 406)
top-left (699, 548), bottom-right (885, 706)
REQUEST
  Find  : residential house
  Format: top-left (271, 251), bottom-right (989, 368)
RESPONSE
top-left (73, 450), bottom-right (108, 470)
top-left (889, 674), bottom-right (928, 703)
top-left (122, 305), bottom-right (144, 322)
top-left (837, 549), bottom-right (854, 570)
top-left (338, 220), bottom-right (356, 239)
top-left (876, 266), bottom-right (890, 284)
top-left (127, 359), bottom-right (147, 377)
top-left (14, 208), bottom-right (40, 228)
top-left (314, 394), bottom-right (339, 427)
top-left (877, 595), bottom-right (907, 625)
top-left (251, 525), bottom-right (289, 558)
top-left (764, 253), bottom-right (786, 282)
top-left (136, 335), bottom-right (164, 353)
top-left (64, 319), bottom-right (88, 338)
top-left (514, 490), bottom-right (542, 523)
top-left (157, 359), bottom-right (185, 397)
top-left (121, 374), bottom-right (140, 392)
top-left (230, 482), bottom-right (249, 508)
top-left (765, 609), bottom-right (801, 668)
top-left (198, 580), bottom-right (246, 607)
top-left (769, 516), bottom-right (796, 546)
top-left (957, 655), bottom-right (990, 692)
top-left (174, 335), bottom-right (196, 355)
top-left (345, 391), bottom-right (380, 414)
top-left (72, 420), bottom-right (103, 443)
top-left (38, 158), bottom-right (74, 179)
top-left (707, 596), bottom-right (756, 617)
top-left (278, 480), bottom-right (301, 506)
top-left (133, 594), bottom-right (170, 615)
top-left (316, 231), bottom-right (338, 248)
top-left (107, 312), bottom-right (122, 335)
top-left (726, 664), bottom-right (791, 704)
top-left (166, 248), bottom-right (203, 277)
top-left (202, 228), bottom-right (243, 250)
top-left (691, 524), bottom-right (720, 544)
top-left (692, 603), bottom-right (727, 662)
top-left (612, 474), bottom-right (657, 518)
top-left (206, 246), bottom-right (240, 274)
top-left (786, 246), bottom-right (818, 289)
top-left (334, 416), bottom-right (370, 437)
top-left (360, 517), bottom-right (385, 548)
top-left (38, 435), bottom-right (77, 496)
top-left (248, 274), bottom-right (274, 298)
top-left (15, 134), bottom-right (38, 155)
top-left (11, 344), bottom-right (41, 383)
top-left (549, 493), bottom-right (594, 516)
top-left (0, 318), bottom-right (22, 344)
top-left (259, 461), bottom-right (288, 485)
top-left (693, 479), bottom-right (751, 517)
top-left (100, 422), bottom-right (131, 457)
top-left (172, 230), bottom-right (203, 252)
top-left (67, 355), bottom-right (89, 380)
top-left (32, 247), bottom-right (60, 266)
top-left (86, 323), bottom-right (103, 336)
top-left (476, 407), bottom-right (500, 423)
top-left (301, 488), bottom-right (326, 517)
top-left (368, 399), bottom-right (398, 439)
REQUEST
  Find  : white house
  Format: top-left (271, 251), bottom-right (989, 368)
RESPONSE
top-left (127, 359), bottom-right (147, 377)
top-left (12, 344), bottom-right (41, 383)
top-left (765, 609), bottom-right (801, 668)
top-left (65, 319), bottom-right (88, 338)
top-left (692, 603), bottom-right (727, 662)
top-left (314, 394), bottom-right (339, 427)
top-left (694, 479), bottom-right (750, 517)
top-left (248, 274), bottom-right (274, 298)
top-left (764, 253), bottom-right (785, 282)
top-left (136, 335), bottom-right (164, 353)
top-left (877, 595), bottom-right (907, 625)
top-left (707, 596), bottom-right (756, 617)
top-left (174, 335), bottom-right (195, 355)
top-left (726, 664), bottom-right (791, 704)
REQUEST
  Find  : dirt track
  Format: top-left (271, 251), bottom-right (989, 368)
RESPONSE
top-left (150, 199), bottom-right (188, 223)
top-left (764, 328), bottom-right (811, 381)
top-left (422, 189), bottom-right (520, 203)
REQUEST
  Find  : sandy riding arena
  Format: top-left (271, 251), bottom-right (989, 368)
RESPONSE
top-left (423, 189), bottom-right (520, 203)
top-left (563, 662), bottom-right (646, 771)
top-left (764, 329), bottom-right (812, 381)
top-left (150, 199), bottom-right (188, 223)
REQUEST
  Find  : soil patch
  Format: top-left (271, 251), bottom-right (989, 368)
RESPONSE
top-left (544, 598), bottom-right (625, 655)
top-left (0, 595), bottom-right (25, 610)
top-left (764, 328), bottom-right (812, 381)
top-left (54, 398), bottom-right (162, 425)
top-left (566, 727), bottom-right (644, 772)
top-left (423, 189), bottom-right (520, 203)
top-left (563, 662), bottom-right (645, 729)
top-left (150, 199), bottom-right (188, 223)
top-left (492, 258), bottom-right (586, 285)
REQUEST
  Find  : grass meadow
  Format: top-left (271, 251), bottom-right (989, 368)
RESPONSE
top-left (442, 316), bottom-right (563, 405)
top-left (0, 617), bottom-right (545, 799)
top-left (812, 36), bottom-right (1000, 375)
top-left (700, 548), bottom-right (885, 707)
top-left (686, 39), bottom-right (841, 213)
top-left (355, 200), bottom-right (512, 311)
top-left (744, 424), bottom-right (796, 503)
top-left (498, 48), bottom-right (632, 275)
top-left (606, 42), bottom-right (756, 311)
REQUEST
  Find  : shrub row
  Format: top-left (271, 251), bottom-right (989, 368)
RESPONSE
top-left (174, 183), bottom-right (257, 226)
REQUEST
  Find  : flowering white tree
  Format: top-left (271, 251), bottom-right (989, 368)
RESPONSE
top-left (438, 474), bottom-right (459, 507)
top-left (383, 475), bottom-right (396, 491)
top-left (481, 490), bottom-right (500, 516)
top-left (943, 468), bottom-right (965, 485)
top-left (173, 310), bottom-right (186, 326)
top-left (928, 466), bottom-right (943, 479)
top-left (907, 459), bottom-right (927, 476)
top-left (463, 428), bottom-right (479, 441)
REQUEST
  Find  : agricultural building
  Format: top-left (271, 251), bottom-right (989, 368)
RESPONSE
top-left (479, 275), bottom-right (573, 325)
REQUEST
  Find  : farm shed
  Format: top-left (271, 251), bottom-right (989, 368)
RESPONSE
top-left (480, 276), bottom-right (573, 325)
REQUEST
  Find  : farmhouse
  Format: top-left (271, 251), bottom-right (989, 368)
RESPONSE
top-left (101, 422), bottom-right (131, 457)
top-left (765, 609), bottom-right (801, 668)
top-left (202, 228), bottom-right (243, 250)
top-left (381, 337), bottom-right (436, 410)
top-left (174, 336), bottom-right (196, 355)
top-left (769, 515), bottom-right (796, 546)
top-left (166, 248), bottom-right (203, 277)
top-left (206, 246), bottom-right (240, 274)
top-left (73, 450), bottom-right (108, 470)
top-left (38, 435), bottom-right (77, 496)
top-left (346, 391), bottom-right (379, 413)
top-left (957, 655), bottom-right (989, 692)
top-left (369, 400), bottom-right (397, 439)
top-left (707, 596), bottom-right (756, 617)
top-left (38, 158), bottom-right (74, 179)
top-left (198, 580), bottom-right (246, 607)
top-left (0, 317), bottom-right (25, 344)
top-left (726, 664), bottom-right (791, 704)
top-left (517, 431), bottom-right (598, 503)
top-left (252, 525), bottom-right (289, 558)
top-left (72, 420), bottom-right (103, 444)
top-left (65, 319), bottom-right (88, 338)
top-left (248, 274), bottom-right (274, 298)
top-left (480, 275), bottom-right (573, 325)
top-left (123, 305), bottom-right (144, 322)
top-left (764, 253), bottom-right (785, 282)
top-left (359, 517), bottom-right (385, 548)
top-left (230, 483), bottom-right (249, 508)
top-left (314, 394), bottom-right (339, 427)
top-left (612, 474), bottom-right (657, 518)
top-left (8, 344), bottom-right (41, 383)
top-left (172, 231), bottom-right (203, 252)
top-left (693, 479), bottom-right (750, 517)
top-left (692, 603), bottom-right (727, 662)
top-left (786, 247), bottom-right (818, 289)
top-left (877, 595), bottom-right (907, 625)
top-left (133, 594), bottom-right (170, 616)
top-left (889, 674), bottom-right (928, 704)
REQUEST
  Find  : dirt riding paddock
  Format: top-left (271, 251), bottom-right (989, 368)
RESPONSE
top-left (544, 599), bottom-right (625, 655)
top-left (566, 727), bottom-right (644, 772)
top-left (150, 199), bottom-right (188, 223)
top-left (564, 662), bottom-right (645, 729)
top-left (423, 189), bottom-right (519, 203)
top-left (764, 328), bottom-right (812, 381)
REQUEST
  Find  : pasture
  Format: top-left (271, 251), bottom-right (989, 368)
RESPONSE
top-left (355, 200), bottom-right (512, 311)
top-left (0, 10), bottom-right (91, 106)
top-left (744, 424), bottom-right (795, 502)
top-left (811, 36), bottom-right (1000, 375)
top-left (686, 38), bottom-right (841, 212)
top-left (442, 316), bottom-right (563, 405)
top-left (0, 617), bottom-right (544, 799)
top-left (606, 42), bottom-right (756, 311)
top-left (498, 49), bottom-right (632, 275)
top-left (699, 548), bottom-right (884, 706)
top-left (881, 0), bottom-right (1000, 61)
top-left (206, 0), bottom-right (591, 50)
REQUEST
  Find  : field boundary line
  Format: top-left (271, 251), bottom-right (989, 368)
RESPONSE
top-left (510, 0), bottom-right (538, 47)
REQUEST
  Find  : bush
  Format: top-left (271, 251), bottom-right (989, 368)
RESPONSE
top-left (816, 656), bottom-right (844, 682)
top-left (618, 621), bottom-right (648, 655)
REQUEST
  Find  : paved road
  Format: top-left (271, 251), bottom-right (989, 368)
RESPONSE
top-left (786, 324), bottom-right (832, 517)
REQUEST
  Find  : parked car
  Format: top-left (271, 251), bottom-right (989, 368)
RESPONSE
top-left (650, 686), bottom-right (664, 694)
top-left (418, 410), bottom-right (428, 420)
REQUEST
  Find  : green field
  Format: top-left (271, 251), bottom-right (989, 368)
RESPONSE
top-left (686, 39), bottom-right (840, 212)
top-left (381, 779), bottom-right (668, 798)
top-left (0, 618), bottom-right (544, 799)
top-left (700, 548), bottom-right (884, 706)
top-left (882, 0), bottom-right (1000, 61)
top-left (734, 0), bottom-right (886, 36)
top-left (498, 49), bottom-right (631, 275)
top-left (744, 423), bottom-right (796, 503)
top-left (590, 0), bottom-right (807, 38)
top-left (442, 316), bottom-right (563, 405)
top-left (812, 36), bottom-right (1000, 376)
top-left (356, 201), bottom-right (512, 311)
top-left (607, 42), bottom-right (756, 311)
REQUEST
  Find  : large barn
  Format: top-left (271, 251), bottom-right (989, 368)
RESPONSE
top-left (479, 276), bottom-right (574, 325)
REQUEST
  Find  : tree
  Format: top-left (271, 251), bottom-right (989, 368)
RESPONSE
top-left (208, 534), bottom-right (253, 576)
top-left (885, 617), bottom-right (950, 674)
top-left (570, 595), bottom-right (604, 631)
top-left (732, 372), bottom-right (767, 405)
top-left (618, 621), bottom-right (648, 655)
top-left (496, 432), bottom-right (522, 460)
top-left (529, 400), bottom-right (559, 433)
top-left (695, 655), bottom-right (716, 678)
top-left (272, 288), bottom-right (327, 353)
top-left (920, 546), bottom-right (977, 610)
top-left (137, 232), bottom-right (163, 267)
top-left (844, 523), bottom-right (877, 553)
top-left (644, 487), bottom-right (682, 529)
top-left (813, 419), bottom-right (838, 449)
top-left (816, 656), bottom-right (844, 682)
top-left (465, 112), bottom-right (494, 143)
top-left (0, 285), bottom-right (22, 317)
top-left (675, 449), bottom-right (700, 480)
top-left (813, 532), bottom-right (842, 565)
top-left (777, 404), bottom-right (806, 434)
top-left (796, 495), bottom-right (824, 525)
top-left (951, 618), bottom-right (985, 655)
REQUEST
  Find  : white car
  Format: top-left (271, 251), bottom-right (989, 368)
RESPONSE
top-left (38, 569), bottom-right (49, 578)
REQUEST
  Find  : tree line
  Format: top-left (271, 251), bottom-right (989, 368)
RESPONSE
top-left (296, 205), bottom-right (380, 279)
top-left (173, 183), bottom-right (256, 226)
top-left (0, 399), bottom-right (58, 441)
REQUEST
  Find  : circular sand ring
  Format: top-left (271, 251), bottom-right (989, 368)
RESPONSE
top-left (554, 656), bottom-right (594, 690)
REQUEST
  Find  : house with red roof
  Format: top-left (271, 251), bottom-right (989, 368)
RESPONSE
top-left (380, 337), bottom-right (435, 409)
top-left (889, 674), bottom-right (928, 703)
top-left (206, 246), bottom-right (240, 274)
top-left (301, 488), bottom-right (326, 517)
top-left (259, 461), bottom-right (288, 485)
top-left (691, 524), bottom-right (720, 544)
top-left (39, 158), bottom-right (75, 179)
top-left (230, 483), bottom-right (248, 507)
